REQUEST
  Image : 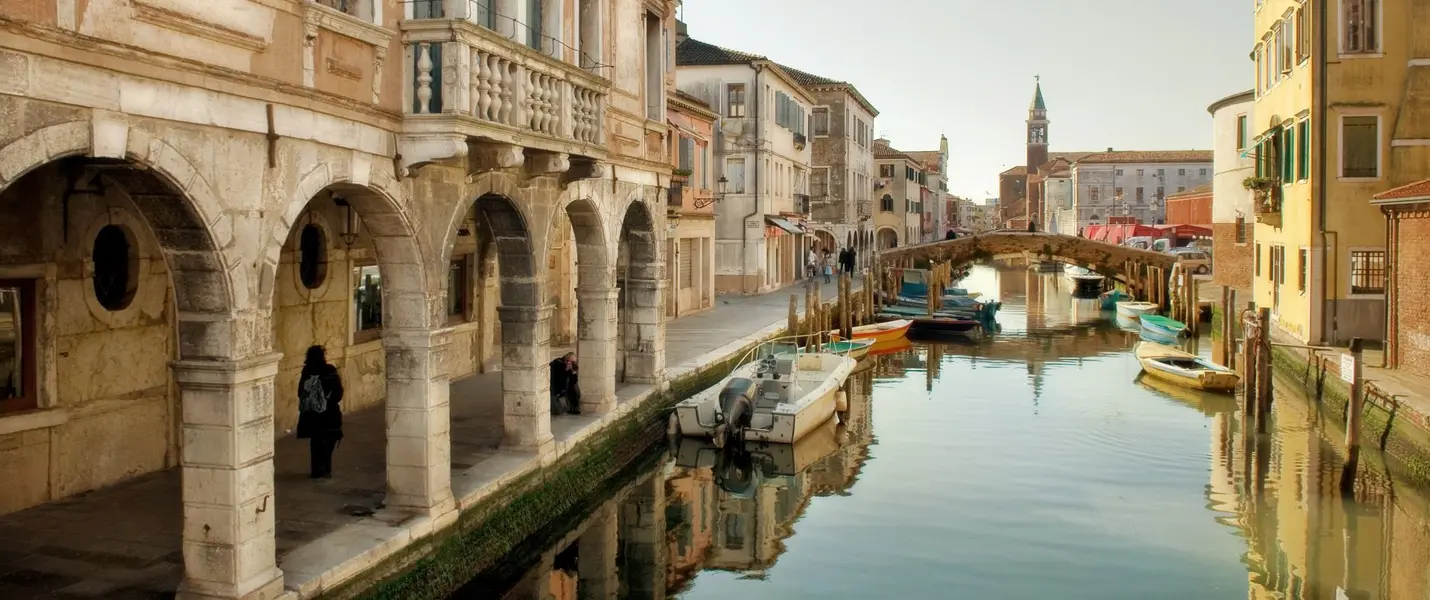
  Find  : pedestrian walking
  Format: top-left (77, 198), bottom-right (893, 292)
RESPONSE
top-left (296, 345), bottom-right (344, 479)
top-left (821, 249), bottom-right (833, 283)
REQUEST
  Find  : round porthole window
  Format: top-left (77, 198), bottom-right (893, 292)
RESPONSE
top-left (92, 224), bottom-right (137, 311)
top-left (298, 224), bottom-right (327, 289)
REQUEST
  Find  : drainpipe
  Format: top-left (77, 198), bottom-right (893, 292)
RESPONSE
top-left (1316, 0), bottom-right (1339, 345)
top-left (741, 63), bottom-right (764, 294)
top-left (1383, 206), bottom-right (1392, 367)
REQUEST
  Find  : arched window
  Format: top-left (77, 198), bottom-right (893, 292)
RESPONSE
top-left (881, 194), bottom-right (894, 212)
top-left (93, 225), bottom-right (137, 311)
top-left (298, 224), bottom-right (327, 289)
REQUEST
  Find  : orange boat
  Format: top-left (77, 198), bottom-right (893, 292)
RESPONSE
top-left (830, 319), bottom-right (912, 344)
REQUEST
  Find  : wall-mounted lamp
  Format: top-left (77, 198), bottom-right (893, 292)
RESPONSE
top-left (334, 196), bottom-right (360, 247)
top-left (693, 176), bottom-right (728, 210)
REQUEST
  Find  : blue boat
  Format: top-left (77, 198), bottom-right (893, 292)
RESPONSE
top-left (1099, 289), bottom-right (1126, 310)
top-left (1139, 315), bottom-right (1188, 341)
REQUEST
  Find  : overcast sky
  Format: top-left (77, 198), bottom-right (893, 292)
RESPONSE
top-left (678, 0), bottom-right (1253, 200)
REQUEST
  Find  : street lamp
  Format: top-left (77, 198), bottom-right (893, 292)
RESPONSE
top-left (693, 175), bottom-right (727, 210)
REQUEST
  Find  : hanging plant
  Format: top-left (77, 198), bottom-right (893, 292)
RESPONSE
top-left (1241, 176), bottom-right (1278, 192)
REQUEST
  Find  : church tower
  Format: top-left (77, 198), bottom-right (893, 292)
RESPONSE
top-left (1026, 77), bottom-right (1049, 173)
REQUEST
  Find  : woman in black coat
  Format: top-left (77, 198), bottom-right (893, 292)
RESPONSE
top-left (296, 345), bottom-right (344, 478)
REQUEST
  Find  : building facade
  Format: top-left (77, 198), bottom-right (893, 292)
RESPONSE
top-left (785, 66), bottom-right (878, 267)
top-left (1068, 151), bottom-right (1214, 230)
top-left (1041, 169), bottom-right (1075, 235)
top-left (1374, 180), bottom-right (1430, 371)
top-left (675, 35), bottom-right (813, 294)
top-left (1247, 0), bottom-right (1428, 344)
top-left (0, 0), bottom-right (679, 597)
top-left (905, 137), bottom-right (950, 242)
top-left (666, 91), bottom-right (718, 318)
top-left (1208, 90), bottom-right (1256, 291)
top-left (873, 140), bottom-right (927, 248)
top-left (1165, 183), bottom-right (1213, 225)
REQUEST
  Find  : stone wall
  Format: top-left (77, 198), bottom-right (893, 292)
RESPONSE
top-left (1212, 222), bottom-right (1254, 291)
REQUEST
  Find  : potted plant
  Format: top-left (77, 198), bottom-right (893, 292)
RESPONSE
top-left (672, 168), bottom-right (692, 184)
top-left (1242, 176), bottom-right (1280, 211)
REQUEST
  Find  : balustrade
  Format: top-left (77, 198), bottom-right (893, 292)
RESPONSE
top-left (403, 20), bottom-right (606, 147)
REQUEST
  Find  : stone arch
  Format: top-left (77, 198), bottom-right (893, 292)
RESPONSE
top-left (555, 194), bottom-right (617, 413)
top-left (618, 198), bottom-right (660, 281)
top-left (812, 229), bottom-right (837, 254)
top-left (876, 226), bottom-right (900, 250)
top-left (560, 196), bottom-right (613, 288)
top-left (616, 193), bottom-right (664, 384)
top-left (876, 231), bottom-right (1176, 286)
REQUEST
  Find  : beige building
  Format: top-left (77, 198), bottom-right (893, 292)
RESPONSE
top-left (665, 90), bottom-right (718, 317)
top-left (0, 0), bottom-right (679, 598)
top-left (873, 139), bottom-right (927, 248)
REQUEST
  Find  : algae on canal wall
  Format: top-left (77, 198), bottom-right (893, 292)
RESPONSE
top-left (323, 335), bottom-right (767, 600)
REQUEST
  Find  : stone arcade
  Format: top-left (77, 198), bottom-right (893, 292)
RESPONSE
top-left (0, 0), bottom-right (681, 598)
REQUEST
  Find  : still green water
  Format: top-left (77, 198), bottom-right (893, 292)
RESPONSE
top-left (463, 264), bottom-right (1430, 600)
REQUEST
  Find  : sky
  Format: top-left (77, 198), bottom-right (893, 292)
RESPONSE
top-left (678, 0), bottom-right (1253, 200)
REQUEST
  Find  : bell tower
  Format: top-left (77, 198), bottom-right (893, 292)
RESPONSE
top-left (1026, 76), bottom-right (1049, 173)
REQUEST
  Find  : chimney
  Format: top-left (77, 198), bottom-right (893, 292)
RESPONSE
top-left (1106, 147), bottom-right (1113, 152)
top-left (676, 20), bottom-right (688, 45)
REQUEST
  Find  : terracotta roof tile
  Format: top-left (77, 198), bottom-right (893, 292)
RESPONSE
top-left (675, 38), bottom-right (766, 66)
top-left (777, 63), bottom-right (843, 87)
top-left (1373, 178), bottom-right (1430, 202)
top-left (1074, 150), bottom-right (1213, 164)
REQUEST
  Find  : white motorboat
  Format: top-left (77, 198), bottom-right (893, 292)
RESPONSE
top-left (672, 340), bottom-right (856, 447)
top-left (1115, 301), bottom-right (1159, 321)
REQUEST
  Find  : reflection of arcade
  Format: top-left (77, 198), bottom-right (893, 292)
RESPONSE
top-left (480, 371), bottom-right (878, 599)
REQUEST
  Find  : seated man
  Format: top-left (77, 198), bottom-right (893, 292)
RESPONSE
top-left (549, 352), bottom-right (581, 415)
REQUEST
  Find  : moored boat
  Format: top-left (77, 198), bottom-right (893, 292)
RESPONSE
top-left (779, 339), bottom-right (875, 361)
top-left (1099, 289), bottom-right (1126, 310)
top-left (1134, 342), bottom-right (1239, 393)
top-left (673, 341), bottom-right (856, 447)
top-left (1139, 314), bottom-right (1187, 340)
top-left (830, 319), bottom-right (912, 344)
top-left (1115, 301), bottom-right (1159, 321)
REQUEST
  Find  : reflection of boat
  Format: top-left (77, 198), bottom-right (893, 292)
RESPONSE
top-left (1136, 373), bottom-right (1238, 416)
top-left (673, 417), bottom-right (841, 487)
top-left (673, 341), bottom-right (855, 447)
top-left (1139, 314), bottom-right (1187, 343)
top-left (1115, 301), bottom-right (1158, 321)
top-left (830, 319), bottom-right (911, 344)
top-left (867, 337), bottom-right (912, 357)
top-left (1134, 342), bottom-right (1239, 393)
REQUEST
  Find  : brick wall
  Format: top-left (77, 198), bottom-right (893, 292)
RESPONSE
top-left (1393, 211), bottom-right (1430, 371)
top-left (1213, 221), bottom-right (1253, 290)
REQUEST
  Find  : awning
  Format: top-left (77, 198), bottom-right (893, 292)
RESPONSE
top-left (1155, 224), bottom-right (1213, 237)
top-left (765, 215), bottom-right (806, 235)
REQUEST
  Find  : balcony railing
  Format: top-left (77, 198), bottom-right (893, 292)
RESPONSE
top-left (402, 19), bottom-right (607, 149)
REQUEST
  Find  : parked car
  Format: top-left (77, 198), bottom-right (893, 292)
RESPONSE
top-left (1172, 250), bottom-right (1212, 275)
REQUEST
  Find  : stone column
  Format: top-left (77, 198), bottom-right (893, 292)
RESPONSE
top-left (620, 278), bottom-right (666, 383)
top-left (577, 503), bottom-right (618, 600)
top-left (576, 287), bottom-right (618, 413)
top-left (498, 304), bottom-right (555, 453)
top-left (383, 329), bottom-right (455, 516)
top-left (172, 354), bottom-right (284, 600)
top-left (619, 476), bottom-right (666, 600)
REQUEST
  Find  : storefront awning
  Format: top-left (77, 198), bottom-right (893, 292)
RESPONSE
top-left (765, 215), bottom-right (806, 235)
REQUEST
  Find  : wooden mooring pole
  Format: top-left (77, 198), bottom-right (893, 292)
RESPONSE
top-left (1340, 337), bottom-right (1366, 493)
top-left (1241, 302), bottom-right (1258, 422)
top-left (840, 273), bottom-right (853, 340)
top-left (788, 295), bottom-right (798, 338)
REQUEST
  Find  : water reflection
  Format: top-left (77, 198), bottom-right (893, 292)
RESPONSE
top-left (464, 264), bottom-right (1430, 600)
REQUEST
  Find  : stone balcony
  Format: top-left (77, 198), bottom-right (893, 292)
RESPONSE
top-left (398, 18), bottom-right (609, 171)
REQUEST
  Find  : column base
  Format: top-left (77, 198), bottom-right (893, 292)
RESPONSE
top-left (386, 491), bottom-right (457, 519)
top-left (580, 393), bottom-right (616, 414)
top-left (178, 569), bottom-right (284, 600)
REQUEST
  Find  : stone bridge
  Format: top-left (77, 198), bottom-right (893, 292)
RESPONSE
top-left (878, 232), bottom-right (1177, 285)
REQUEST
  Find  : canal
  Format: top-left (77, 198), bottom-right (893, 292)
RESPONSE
top-left (456, 264), bottom-right (1430, 599)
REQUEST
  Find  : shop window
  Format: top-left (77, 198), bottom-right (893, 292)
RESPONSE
top-left (93, 225), bottom-right (137, 311)
top-left (299, 224), bottom-right (327, 289)
top-left (352, 264), bottom-right (383, 342)
top-left (0, 280), bottom-right (36, 414)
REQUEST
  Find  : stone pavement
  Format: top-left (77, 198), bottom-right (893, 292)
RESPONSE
top-left (0, 275), bottom-right (854, 599)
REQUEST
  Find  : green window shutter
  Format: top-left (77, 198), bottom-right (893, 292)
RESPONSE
top-left (1282, 127), bottom-right (1294, 181)
top-left (1297, 120), bottom-right (1310, 180)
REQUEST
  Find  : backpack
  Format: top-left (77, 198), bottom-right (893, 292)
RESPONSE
top-left (299, 373), bottom-right (329, 414)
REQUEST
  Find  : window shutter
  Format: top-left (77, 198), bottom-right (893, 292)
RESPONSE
top-left (679, 239), bottom-right (694, 289)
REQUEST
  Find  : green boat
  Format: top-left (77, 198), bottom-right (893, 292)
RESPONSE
top-left (1139, 314), bottom-right (1188, 340)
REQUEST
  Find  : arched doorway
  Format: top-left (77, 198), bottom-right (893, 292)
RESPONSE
top-left (616, 200), bottom-right (663, 383)
top-left (877, 227), bottom-right (899, 250)
top-left (813, 229), bottom-right (837, 255)
top-left (560, 197), bottom-right (615, 414)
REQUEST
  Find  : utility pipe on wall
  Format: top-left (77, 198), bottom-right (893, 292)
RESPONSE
top-left (741, 64), bottom-right (764, 294)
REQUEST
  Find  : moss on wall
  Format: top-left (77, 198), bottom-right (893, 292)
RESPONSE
top-left (328, 331), bottom-right (769, 600)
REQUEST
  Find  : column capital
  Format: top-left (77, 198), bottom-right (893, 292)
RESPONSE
top-left (497, 303), bottom-right (555, 323)
top-left (383, 326), bottom-right (454, 349)
top-left (170, 353), bottom-right (282, 387)
top-left (576, 287), bottom-right (620, 301)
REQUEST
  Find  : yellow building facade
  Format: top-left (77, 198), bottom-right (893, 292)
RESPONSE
top-left (1249, 0), bottom-right (1430, 344)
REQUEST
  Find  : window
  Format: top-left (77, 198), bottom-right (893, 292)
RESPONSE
top-left (447, 257), bottom-right (470, 323)
top-left (1178, 168), bottom-right (1186, 176)
top-left (1114, 187), bottom-right (1123, 200)
top-left (881, 194), bottom-right (894, 212)
top-left (679, 238), bottom-right (694, 289)
top-left (317, 0), bottom-right (361, 18)
top-left (1282, 125), bottom-right (1295, 181)
top-left (1177, 186), bottom-right (1186, 192)
top-left (1298, 248), bottom-right (1308, 291)
top-left (1297, 119), bottom-right (1310, 180)
top-left (1271, 246), bottom-right (1285, 285)
top-left (700, 141), bottom-right (708, 188)
top-left (1256, 243), bottom-right (1263, 276)
top-left (1341, 115), bottom-right (1379, 178)
top-left (1136, 187), bottom-right (1144, 201)
top-left (880, 164), bottom-right (894, 178)
top-left (1343, 0), bottom-right (1380, 54)
top-left (812, 107), bottom-right (829, 136)
top-left (726, 158), bottom-right (745, 193)
top-left (0, 280), bottom-right (36, 414)
top-left (1115, 169), bottom-right (1124, 176)
top-left (678, 136), bottom-right (694, 172)
top-left (1280, 17), bottom-right (1294, 73)
top-left (299, 224), bottom-right (327, 289)
top-left (412, 0), bottom-right (442, 18)
top-left (1235, 216), bottom-right (1247, 243)
top-left (1295, 5), bottom-right (1309, 63)
top-left (529, 0), bottom-right (546, 50)
top-left (353, 264), bottom-right (383, 342)
top-left (1136, 168), bottom-right (1144, 176)
top-left (1089, 187), bottom-right (1100, 202)
top-left (642, 12), bottom-right (661, 118)
top-left (1237, 115), bottom-right (1249, 150)
top-left (1156, 186), bottom-right (1164, 199)
top-left (1157, 168), bottom-right (1165, 177)
top-left (1350, 250), bottom-right (1386, 294)
top-left (1199, 168), bottom-right (1209, 176)
top-left (727, 84), bottom-right (746, 118)
top-left (1254, 46), bottom-right (1264, 94)
top-left (811, 167), bottom-right (829, 197)
top-left (93, 224), bottom-right (137, 311)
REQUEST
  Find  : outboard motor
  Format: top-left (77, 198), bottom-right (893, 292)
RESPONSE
top-left (713, 377), bottom-right (757, 449)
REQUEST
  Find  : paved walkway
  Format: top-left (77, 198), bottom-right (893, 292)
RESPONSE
top-left (0, 276), bottom-right (853, 599)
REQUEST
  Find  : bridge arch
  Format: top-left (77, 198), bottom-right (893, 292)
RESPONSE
top-left (876, 232), bottom-right (1177, 285)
